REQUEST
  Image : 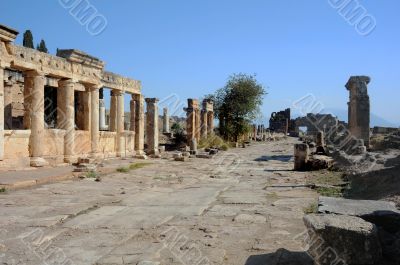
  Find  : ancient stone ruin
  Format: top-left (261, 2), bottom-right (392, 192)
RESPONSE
top-left (185, 98), bottom-right (214, 144)
top-left (346, 75), bottom-right (371, 148)
top-left (269, 108), bottom-right (291, 134)
top-left (0, 24), bottom-right (143, 167)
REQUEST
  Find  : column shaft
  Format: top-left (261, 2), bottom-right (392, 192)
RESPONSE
top-left (27, 71), bottom-right (47, 166)
top-left (163, 107), bottom-right (170, 133)
top-left (4, 81), bottom-right (13, 129)
top-left (90, 86), bottom-right (99, 155)
top-left (0, 67), bottom-right (4, 160)
top-left (59, 80), bottom-right (75, 163)
top-left (130, 99), bottom-right (136, 131)
top-left (200, 110), bottom-right (208, 139)
top-left (116, 90), bottom-right (124, 157)
top-left (145, 98), bottom-right (159, 156)
top-left (109, 91), bottom-right (117, 132)
top-left (134, 94), bottom-right (145, 156)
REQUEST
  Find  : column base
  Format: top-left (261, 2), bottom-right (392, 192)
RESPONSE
top-left (64, 155), bottom-right (78, 164)
top-left (135, 151), bottom-right (148, 159)
top-left (30, 157), bottom-right (49, 167)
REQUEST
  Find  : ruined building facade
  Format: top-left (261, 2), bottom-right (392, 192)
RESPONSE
top-left (269, 108), bottom-right (291, 134)
top-left (0, 24), bottom-right (144, 168)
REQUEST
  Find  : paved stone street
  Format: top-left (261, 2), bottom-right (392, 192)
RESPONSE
top-left (0, 138), bottom-right (317, 265)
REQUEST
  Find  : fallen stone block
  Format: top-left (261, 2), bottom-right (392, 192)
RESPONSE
top-left (308, 155), bottom-right (334, 170)
top-left (73, 163), bottom-right (97, 173)
top-left (174, 156), bottom-right (188, 162)
top-left (304, 214), bottom-right (382, 265)
top-left (172, 152), bottom-right (182, 159)
top-left (318, 196), bottom-right (400, 233)
top-left (196, 152), bottom-right (213, 159)
top-left (78, 157), bottom-right (95, 164)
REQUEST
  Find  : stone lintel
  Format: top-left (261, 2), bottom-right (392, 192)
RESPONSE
top-left (0, 24), bottom-right (19, 42)
top-left (57, 49), bottom-right (104, 70)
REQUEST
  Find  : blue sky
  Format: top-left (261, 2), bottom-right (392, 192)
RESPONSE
top-left (2, 0), bottom-right (399, 126)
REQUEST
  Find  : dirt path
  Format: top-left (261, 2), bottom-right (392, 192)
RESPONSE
top-left (0, 138), bottom-right (318, 265)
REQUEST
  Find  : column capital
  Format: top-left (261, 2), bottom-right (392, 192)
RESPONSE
top-left (145, 98), bottom-right (159, 104)
top-left (58, 79), bottom-right (76, 87)
top-left (24, 70), bottom-right (45, 78)
top-left (111, 89), bottom-right (124, 96)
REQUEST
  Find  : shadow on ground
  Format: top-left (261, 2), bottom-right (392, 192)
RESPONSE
top-left (245, 248), bottom-right (313, 265)
top-left (255, 155), bottom-right (293, 162)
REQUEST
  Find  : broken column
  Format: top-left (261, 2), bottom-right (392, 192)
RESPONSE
top-left (346, 76), bottom-right (371, 147)
top-left (163, 107), bottom-right (170, 133)
top-left (59, 79), bottom-right (75, 164)
top-left (145, 98), bottom-right (159, 157)
top-left (28, 71), bottom-right (48, 166)
top-left (294, 143), bottom-right (309, 171)
top-left (134, 94), bottom-right (145, 158)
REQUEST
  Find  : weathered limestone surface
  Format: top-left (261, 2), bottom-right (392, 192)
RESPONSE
top-left (27, 71), bottom-right (48, 167)
top-left (294, 143), bottom-right (309, 171)
top-left (0, 65), bottom-right (4, 160)
top-left (134, 94), bottom-right (145, 157)
top-left (318, 196), bottom-right (400, 233)
top-left (346, 76), bottom-right (371, 147)
top-left (116, 91), bottom-right (125, 157)
top-left (90, 86), bottom-right (99, 155)
top-left (145, 98), bottom-right (159, 156)
top-left (59, 79), bottom-right (75, 163)
top-left (304, 214), bottom-right (382, 265)
top-left (0, 138), bottom-right (318, 265)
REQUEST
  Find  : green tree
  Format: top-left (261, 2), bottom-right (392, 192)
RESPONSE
top-left (210, 73), bottom-right (266, 141)
top-left (37, 39), bottom-right (48, 53)
top-left (23, 30), bottom-right (34, 48)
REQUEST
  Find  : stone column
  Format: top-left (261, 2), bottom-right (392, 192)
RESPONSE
top-left (200, 110), bottom-right (208, 139)
top-left (59, 79), bottom-right (75, 163)
top-left (134, 94), bottom-right (145, 158)
top-left (195, 107), bottom-right (201, 142)
top-left (130, 98), bottom-right (136, 131)
top-left (186, 99), bottom-right (199, 144)
top-left (145, 98), bottom-right (159, 156)
top-left (109, 91), bottom-right (117, 132)
top-left (90, 85), bottom-right (99, 156)
top-left (163, 107), bottom-right (170, 133)
top-left (4, 79), bottom-right (13, 130)
top-left (115, 90), bottom-right (124, 157)
top-left (346, 76), bottom-right (371, 147)
top-left (294, 143), bottom-right (309, 171)
top-left (0, 67), bottom-right (4, 160)
top-left (99, 98), bottom-right (106, 130)
top-left (26, 71), bottom-right (48, 167)
top-left (207, 111), bottom-right (214, 135)
top-left (316, 131), bottom-right (325, 147)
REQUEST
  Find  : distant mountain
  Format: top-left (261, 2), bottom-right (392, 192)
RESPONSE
top-left (320, 108), bottom-right (398, 128)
